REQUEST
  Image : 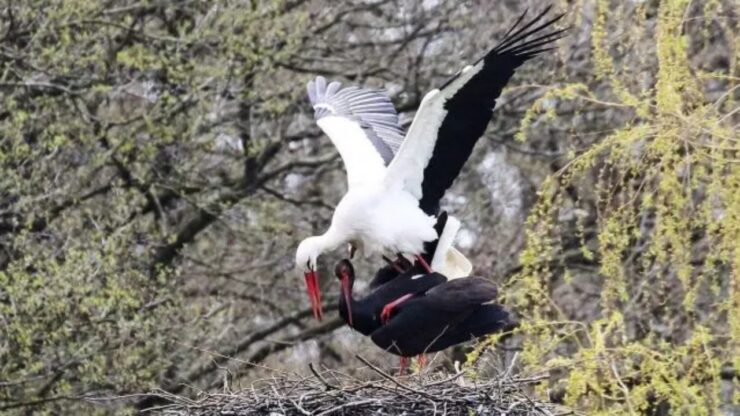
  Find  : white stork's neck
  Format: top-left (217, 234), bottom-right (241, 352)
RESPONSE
top-left (297, 227), bottom-right (348, 270)
top-left (316, 227), bottom-right (346, 253)
top-left (303, 226), bottom-right (346, 262)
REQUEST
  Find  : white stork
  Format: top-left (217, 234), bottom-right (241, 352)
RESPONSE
top-left (296, 7), bottom-right (566, 319)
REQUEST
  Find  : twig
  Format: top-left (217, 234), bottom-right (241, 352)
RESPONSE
top-left (355, 355), bottom-right (436, 400)
top-left (309, 363), bottom-right (340, 390)
top-left (315, 399), bottom-right (380, 416)
top-left (144, 360), bottom-right (566, 415)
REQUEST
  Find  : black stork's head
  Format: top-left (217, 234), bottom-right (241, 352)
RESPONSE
top-left (334, 259), bottom-right (355, 328)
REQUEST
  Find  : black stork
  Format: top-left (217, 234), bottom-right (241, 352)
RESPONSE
top-left (335, 260), bottom-right (514, 373)
top-left (339, 212), bottom-right (454, 331)
top-left (296, 7), bottom-right (566, 320)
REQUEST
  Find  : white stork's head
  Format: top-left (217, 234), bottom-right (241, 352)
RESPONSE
top-left (295, 236), bottom-right (323, 271)
top-left (295, 236), bottom-right (329, 322)
top-left (296, 233), bottom-right (356, 322)
top-left (295, 233), bottom-right (357, 271)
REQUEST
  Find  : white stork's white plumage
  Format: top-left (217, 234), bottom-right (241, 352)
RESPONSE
top-left (297, 7), bottom-right (566, 319)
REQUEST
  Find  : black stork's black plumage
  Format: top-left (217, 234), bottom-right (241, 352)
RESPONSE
top-left (335, 260), bottom-right (514, 371)
top-left (369, 278), bottom-right (513, 356)
top-left (337, 259), bottom-right (446, 336)
top-left (338, 211), bottom-right (474, 335)
top-left (342, 211), bottom-right (463, 333)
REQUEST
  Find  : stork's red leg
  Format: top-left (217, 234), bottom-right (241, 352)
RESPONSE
top-left (416, 354), bottom-right (427, 370)
top-left (396, 253), bottom-right (412, 271)
top-left (382, 255), bottom-right (405, 274)
top-left (399, 356), bottom-right (410, 375)
top-left (415, 254), bottom-right (433, 273)
top-left (380, 293), bottom-right (414, 324)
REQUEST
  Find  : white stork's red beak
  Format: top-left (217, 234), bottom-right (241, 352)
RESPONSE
top-left (304, 269), bottom-right (323, 321)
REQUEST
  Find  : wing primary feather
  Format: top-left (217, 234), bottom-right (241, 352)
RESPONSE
top-left (494, 5), bottom-right (554, 51)
top-left (498, 7), bottom-right (530, 41)
top-left (307, 76), bottom-right (406, 167)
top-left (325, 81), bottom-right (342, 96)
top-left (391, 6), bottom-right (566, 215)
top-left (436, 8), bottom-right (565, 91)
top-left (496, 21), bottom-right (565, 56)
top-left (306, 79), bottom-right (317, 104)
top-left (315, 76), bottom-right (327, 96)
top-left (495, 12), bottom-right (565, 55)
top-left (502, 28), bottom-right (568, 57)
top-left (516, 47), bottom-right (558, 58)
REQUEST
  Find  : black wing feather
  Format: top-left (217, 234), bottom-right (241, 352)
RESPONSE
top-left (418, 8), bottom-right (566, 215)
top-left (424, 277), bottom-right (498, 314)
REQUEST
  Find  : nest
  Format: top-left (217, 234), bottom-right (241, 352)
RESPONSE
top-left (145, 356), bottom-right (570, 415)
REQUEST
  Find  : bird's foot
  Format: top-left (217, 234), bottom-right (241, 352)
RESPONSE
top-left (414, 254), bottom-right (433, 273)
top-left (416, 354), bottom-right (427, 371)
top-left (398, 356), bottom-right (410, 375)
top-left (382, 255), bottom-right (405, 274)
top-left (380, 293), bottom-right (414, 324)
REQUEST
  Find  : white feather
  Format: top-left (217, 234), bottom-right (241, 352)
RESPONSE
top-left (440, 247), bottom-right (473, 279)
top-left (431, 216), bottom-right (472, 279)
top-left (316, 116), bottom-right (387, 189)
top-left (384, 60), bottom-right (485, 198)
top-left (431, 215), bottom-right (460, 270)
top-left (329, 185), bottom-right (437, 256)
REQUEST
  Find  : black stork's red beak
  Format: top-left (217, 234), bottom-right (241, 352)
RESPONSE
top-left (304, 269), bottom-right (323, 321)
top-left (339, 268), bottom-right (353, 328)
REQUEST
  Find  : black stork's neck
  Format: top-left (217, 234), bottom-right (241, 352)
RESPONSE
top-left (336, 260), bottom-right (378, 336)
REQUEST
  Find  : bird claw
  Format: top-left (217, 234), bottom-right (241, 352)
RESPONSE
top-left (398, 356), bottom-right (410, 375)
top-left (416, 354), bottom-right (427, 370)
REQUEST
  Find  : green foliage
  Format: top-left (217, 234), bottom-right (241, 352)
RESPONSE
top-left (471, 0), bottom-right (738, 413)
top-left (0, 0), bottom-right (308, 413)
top-left (0, 231), bottom-right (179, 412)
top-left (2, 0), bottom-right (736, 414)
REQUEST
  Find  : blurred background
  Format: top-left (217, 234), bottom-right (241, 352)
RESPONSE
top-left (0, 0), bottom-right (737, 414)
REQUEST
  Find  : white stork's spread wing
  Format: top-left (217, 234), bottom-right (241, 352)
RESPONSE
top-left (307, 76), bottom-right (405, 189)
top-left (384, 7), bottom-right (566, 213)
